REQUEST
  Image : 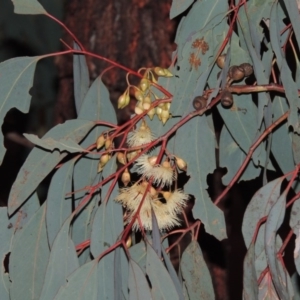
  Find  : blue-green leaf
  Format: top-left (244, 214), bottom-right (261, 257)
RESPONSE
top-left (11, 0), bottom-right (47, 14)
top-left (73, 42), bottom-right (90, 114)
top-left (128, 259), bottom-right (152, 300)
top-left (129, 242), bottom-right (147, 273)
top-left (0, 56), bottom-right (41, 165)
top-left (265, 193), bottom-right (292, 298)
top-left (0, 208), bottom-right (14, 300)
top-left (174, 115), bottom-right (226, 240)
top-left (46, 160), bottom-right (74, 247)
top-left (242, 242), bottom-right (258, 299)
top-left (54, 260), bottom-right (98, 300)
top-left (290, 199), bottom-right (300, 275)
top-left (9, 204), bottom-right (50, 300)
top-left (40, 217), bottom-right (80, 300)
top-left (162, 248), bottom-right (184, 300)
top-left (146, 244), bottom-right (179, 300)
top-left (8, 119), bottom-right (95, 215)
top-left (170, 0), bottom-right (193, 19)
top-left (181, 241), bottom-right (214, 300)
top-left (23, 133), bottom-right (87, 153)
top-left (242, 177), bottom-right (284, 249)
top-left (219, 124), bottom-right (261, 185)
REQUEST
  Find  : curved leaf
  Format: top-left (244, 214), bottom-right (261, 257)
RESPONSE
top-left (170, 0), bottom-right (193, 19)
top-left (181, 241), bottom-right (214, 300)
top-left (54, 260), bottom-right (98, 300)
top-left (11, 0), bottom-right (47, 15)
top-left (24, 133), bottom-right (86, 153)
top-left (8, 119), bottom-right (95, 215)
top-left (40, 217), bottom-right (79, 300)
top-left (146, 244), bottom-right (179, 300)
top-left (0, 208), bottom-right (14, 300)
top-left (73, 41), bottom-right (90, 114)
top-left (9, 204), bottom-right (50, 300)
top-left (0, 56), bottom-right (41, 165)
top-left (46, 160), bottom-right (74, 247)
top-left (128, 259), bottom-right (152, 300)
top-left (174, 115), bottom-right (226, 240)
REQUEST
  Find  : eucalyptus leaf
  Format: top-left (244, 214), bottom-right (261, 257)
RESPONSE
top-left (73, 41), bottom-right (90, 114)
top-left (170, 0), bottom-right (193, 19)
top-left (146, 244), bottom-right (179, 300)
top-left (264, 193), bottom-right (292, 299)
top-left (8, 119), bottom-right (95, 215)
top-left (40, 217), bottom-right (80, 300)
top-left (54, 260), bottom-right (98, 300)
top-left (9, 204), bottom-right (50, 300)
top-left (181, 241), bottom-right (214, 300)
top-left (0, 208), bottom-right (14, 300)
top-left (128, 259), bottom-right (152, 300)
top-left (46, 160), bottom-right (74, 247)
top-left (11, 0), bottom-right (47, 15)
top-left (174, 114), bottom-right (226, 240)
top-left (0, 56), bottom-right (41, 165)
top-left (24, 133), bottom-right (87, 153)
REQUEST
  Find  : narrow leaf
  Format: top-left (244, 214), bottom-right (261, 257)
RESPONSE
top-left (170, 0), bottom-right (193, 19)
top-left (174, 115), bottom-right (226, 240)
top-left (0, 56), bottom-right (41, 165)
top-left (46, 160), bottom-right (74, 247)
top-left (9, 204), bottom-right (50, 300)
top-left (146, 244), bottom-right (179, 300)
top-left (0, 208), bottom-right (14, 300)
top-left (73, 42), bottom-right (90, 114)
top-left (128, 259), bottom-right (152, 300)
top-left (265, 193), bottom-right (292, 299)
top-left (181, 241), bottom-right (214, 300)
top-left (11, 0), bottom-right (47, 14)
top-left (54, 260), bottom-right (98, 300)
top-left (40, 217), bottom-right (79, 300)
top-left (8, 119), bottom-right (95, 215)
top-left (24, 133), bottom-right (86, 153)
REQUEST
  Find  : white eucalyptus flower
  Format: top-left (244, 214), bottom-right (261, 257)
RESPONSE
top-left (127, 120), bottom-right (154, 147)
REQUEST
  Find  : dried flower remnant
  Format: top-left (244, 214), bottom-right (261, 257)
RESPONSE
top-left (189, 53), bottom-right (201, 70)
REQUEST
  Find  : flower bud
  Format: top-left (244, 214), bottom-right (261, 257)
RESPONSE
top-left (161, 109), bottom-right (170, 125)
top-left (142, 96), bottom-right (152, 110)
top-left (162, 68), bottom-right (173, 77)
top-left (105, 137), bottom-right (113, 150)
top-left (121, 168), bottom-right (131, 186)
top-left (174, 156), bottom-right (187, 171)
top-left (139, 78), bottom-right (150, 92)
top-left (148, 156), bottom-right (158, 166)
top-left (118, 91), bottom-right (130, 109)
top-left (126, 235), bottom-right (132, 248)
top-left (147, 107), bottom-right (155, 120)
top-left (135, 101), bottom-right (144, 115)
top-left (96, 134), bottom-right (105, 150)
top-left (98, 153), bottom-right (111, 172)
top-left (154, 67), bottom-right (165, 77)
top-left (134, 89), bottom-right (144, 101)
top-left (117, 152), bottom-right (126, 164)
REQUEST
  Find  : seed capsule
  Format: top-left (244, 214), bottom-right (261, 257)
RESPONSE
top-left (239, 63), bottom-right (253, 77)
top-left (220, 90), bottom-right (234, 108)
top-left (217, 54), bottom-right (226, 69)
top-left (192, 96), bottom-right (207, 111)
top-left (228, 65), bottom-right (245, 82)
